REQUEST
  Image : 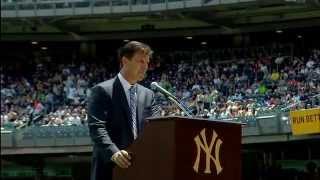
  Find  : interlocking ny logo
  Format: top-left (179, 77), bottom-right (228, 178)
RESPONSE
top-left (193, 128), bottom-right (223, 175)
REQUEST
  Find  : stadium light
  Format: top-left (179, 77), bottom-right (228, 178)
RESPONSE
top-left (185, 36), bottom-right (193, 40)
top-left (41, 47), bottom-right (48, 50)
top-left (276, 30), bottom-right (283, 34)
top-left (124, 39), bottom-right (129, 42)
top-left (297, 35), bottom-right (303, 39)
top-left (31, 41), bottom-right (38, 45)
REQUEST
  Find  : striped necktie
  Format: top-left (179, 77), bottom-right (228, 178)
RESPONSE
top-left (129, 85), bottom-right (137, 139)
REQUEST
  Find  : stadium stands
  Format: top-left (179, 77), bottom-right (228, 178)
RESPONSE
top-left (1, 0), bottom-right (262, 18)
top-left (1, 46), bottom-right (319, 131)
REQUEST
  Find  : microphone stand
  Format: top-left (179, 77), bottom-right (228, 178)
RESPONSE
top-left (151, 81), bottom-right (193, 117)
top-left (167, 96), bottom-right (193, 117)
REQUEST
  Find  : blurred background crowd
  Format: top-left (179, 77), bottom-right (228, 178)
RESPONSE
top-left (1, 46), bottom-right (319, 129)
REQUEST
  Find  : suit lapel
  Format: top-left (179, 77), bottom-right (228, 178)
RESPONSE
top-left (113, 77), bottom-right (132, 134)
top-left (136, 85), bottom-right (144, 134)
top-left (114, 76), bottom-right (145, 138)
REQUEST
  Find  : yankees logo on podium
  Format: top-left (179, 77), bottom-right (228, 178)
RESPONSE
top-left (193, 128), bottom-right (223, 175)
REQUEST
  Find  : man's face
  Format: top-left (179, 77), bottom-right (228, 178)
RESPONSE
top-left (123, 50), bottom-right (150, 82)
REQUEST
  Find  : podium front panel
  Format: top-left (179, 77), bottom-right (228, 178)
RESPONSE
top-left (113, 120), bottom-right (175, 180)
top-left (113, 116), bottom-right (241, 180)
top-left (175, 118), bottom-right (241, 180)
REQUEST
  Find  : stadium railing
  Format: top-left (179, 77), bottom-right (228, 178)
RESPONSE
top-left (1, 110), bottom-right (292, 148)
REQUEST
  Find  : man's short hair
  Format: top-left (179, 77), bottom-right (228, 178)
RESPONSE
top-left (118, 41), bottom-right (153, 63)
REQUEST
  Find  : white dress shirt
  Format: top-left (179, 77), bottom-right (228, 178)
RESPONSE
top-left (117, 73), bottom-right (137, 106)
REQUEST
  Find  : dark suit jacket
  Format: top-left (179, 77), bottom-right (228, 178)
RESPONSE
top-left (87, 76), bottom-right (159, 180)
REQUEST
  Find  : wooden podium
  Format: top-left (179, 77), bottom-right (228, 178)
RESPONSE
top-left (113, 116), bottom-right (241, 180)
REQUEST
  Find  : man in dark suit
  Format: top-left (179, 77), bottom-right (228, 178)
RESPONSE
top-left (87, 41), bottom-right (159, 180)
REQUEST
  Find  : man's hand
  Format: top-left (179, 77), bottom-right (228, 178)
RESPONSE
top-left (111, 150), bottom-right (132, 168)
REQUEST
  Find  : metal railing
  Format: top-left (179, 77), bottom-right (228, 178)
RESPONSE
top-left (1, 125), bottom-right (92, 148)
top-left (1, 111), bottom-right (292, 148)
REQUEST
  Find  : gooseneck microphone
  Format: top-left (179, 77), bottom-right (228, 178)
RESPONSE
top-left (151, 82), bottom-right (193, 117)
top-left (151, 82), bottom-right (178, 101)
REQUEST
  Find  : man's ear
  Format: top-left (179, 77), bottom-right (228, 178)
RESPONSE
top-left (120, 57), bottom-right (127, 68)
top-left (122, 56), bottom-right (130, 65)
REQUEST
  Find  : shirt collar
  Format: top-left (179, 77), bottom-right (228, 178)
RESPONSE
top-left (118, 72), bottom-right (135, 92)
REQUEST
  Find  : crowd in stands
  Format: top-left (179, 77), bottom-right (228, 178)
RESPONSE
top-left (1, 46), bottom-right (319, 130)
top-left (0, 62), bottom-right (96, 129)
top-left (150, 48), bottom-right (320, 118)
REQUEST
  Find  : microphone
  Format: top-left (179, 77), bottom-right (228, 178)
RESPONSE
top-left (150, 82), bottom-right (178, 101)
top-left (151, 82), bottom-right (193, 117)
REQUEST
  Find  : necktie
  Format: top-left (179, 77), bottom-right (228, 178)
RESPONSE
top-left (129, 85), bottom-right (137, 139)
